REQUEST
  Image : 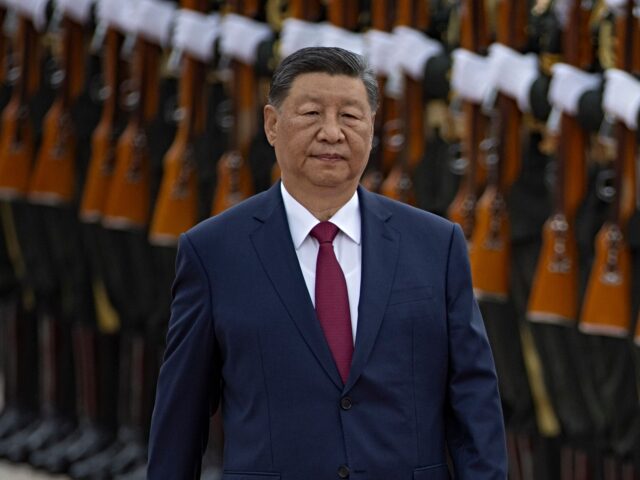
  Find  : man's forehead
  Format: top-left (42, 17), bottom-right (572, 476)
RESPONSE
top-left (286, 73), bottom-right (369, 104)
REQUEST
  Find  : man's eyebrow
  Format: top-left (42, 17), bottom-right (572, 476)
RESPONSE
top-left (296, 95), bottom-right (367, 109)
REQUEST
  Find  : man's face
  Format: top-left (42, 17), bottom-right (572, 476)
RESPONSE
top-left (264, 73), bottom-right (374, 196)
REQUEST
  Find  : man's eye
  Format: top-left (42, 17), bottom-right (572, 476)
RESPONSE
top-left (342, 113), bottom-right (359, 119)
top-left (304, 111), bottom-right (319, 116)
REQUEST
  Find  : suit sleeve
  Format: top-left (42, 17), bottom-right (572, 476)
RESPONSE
top-left (148, 233), bottom-right (221, 479)
top-left (444, 224), bottom-right (508, 479)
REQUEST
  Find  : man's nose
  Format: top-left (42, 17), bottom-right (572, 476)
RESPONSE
top-left (317, 115), bottom-right (345, 143)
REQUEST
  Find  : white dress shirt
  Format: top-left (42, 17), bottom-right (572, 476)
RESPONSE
top-left (280, 183), bottom-right (362, 342)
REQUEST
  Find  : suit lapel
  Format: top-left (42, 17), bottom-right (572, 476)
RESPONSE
top-left (250, 184), bottom-right (344, 390)
top-left (345, 187), bottom-right (400, 393)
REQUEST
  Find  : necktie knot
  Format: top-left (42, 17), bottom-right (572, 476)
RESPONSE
top-left (310, 221), bottom-right (339, 244)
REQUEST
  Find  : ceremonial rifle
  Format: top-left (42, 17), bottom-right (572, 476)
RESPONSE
top-left (380, 0), bottom-right (429, 204)
top-left (447, 0), bottom-right (489, 240)
top-left (149, 0), bottom-right (208, 245)
top-left (527, 0), bottom-right (592, 323)
top-left (468, 0), bottom-right (528, 300)
top-left (633, 1), bottom-right (640, 347)
top-left (80, 26), bottom-right (127, 222)
top-left (211, 0), bottom-right (259, 215)
top-left (102, 25), bottom-right (161, 229)
top-left (0, 6), bottom-right (7, 84)
top-left (0, 16), bottom-right (40, 199)
top-left (581, 0), bottom-right (637, 335)
top-left (360, 0), bottom-right (395, 193)
top-left (270, 0), bottom-right (323, 184)
top-left (28, 13), bottom-right (86, 205)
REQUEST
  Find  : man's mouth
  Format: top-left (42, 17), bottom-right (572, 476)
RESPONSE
top-left (312, 154), bottom-right (345, 161)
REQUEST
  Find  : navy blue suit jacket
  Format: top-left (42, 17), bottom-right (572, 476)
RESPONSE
top-left (148, 183), bottom-right (507, 479)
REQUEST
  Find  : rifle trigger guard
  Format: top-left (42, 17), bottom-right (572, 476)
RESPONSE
top-left (382, 118), bottom-right (404, 153)
top-left (595, 168), bottom-right (616, 203)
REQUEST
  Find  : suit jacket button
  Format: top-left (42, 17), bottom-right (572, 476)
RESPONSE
top-left (337, 465), bottom-right (350, 478)
top-left (340, 397), bottom-right (352, 410)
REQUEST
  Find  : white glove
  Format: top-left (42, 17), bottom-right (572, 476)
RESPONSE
top-left (8, 0), bottom-right (48, 30)
top-left (548, 63), bottom-right (601, 115)
top-left (57, 0), bottom-right (94, 24)
top-left (96, 0), bottom-right (140, 34)
top-left (172, 10), bottom-right (219, 62)
top-left (279, 18), bottom-right (320, 58)
top-left (604, 68), bottom-right (640, 129)
top-left (317, 23), bottom-right (365, 55)
top-left (133, 0), bottom-right (176, 47)
top-left (364, 29), bottom-right (395, 77)
top-left (219, 13), bottom-right (272, 65)
top-left (451, 48), bottom-right (493, 104)
top-left (488, 43), bottom-right (539, 112)
top-left (392, 26), bottom-right (443, 81)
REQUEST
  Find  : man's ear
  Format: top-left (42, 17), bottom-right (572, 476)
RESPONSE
top-left (264, 104), bottom-right (278, 146)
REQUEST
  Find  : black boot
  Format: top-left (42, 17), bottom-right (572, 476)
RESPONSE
top-left (37, 324), bottom-right (113, 474)
top-left (4, 312), bottom-right (76, 463)
top-left (108, 335), bottom-right (148, 477)
top-left (0, 300), bottom-right (37, 444)
top-left (68, 331), bottom-right (121, 479)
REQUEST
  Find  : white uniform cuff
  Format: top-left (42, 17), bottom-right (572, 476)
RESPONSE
top-left (219, 13), bottom-right (272, 65)
top-left (392, 26), bottom-right (443, 81)
top-left (604, 68), bottom-right (640, 130)
top-left (548, 63), bottom-right (601, 115)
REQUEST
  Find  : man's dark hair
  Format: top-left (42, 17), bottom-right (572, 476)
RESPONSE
top-left (268, 47), bottom-right (379, 111)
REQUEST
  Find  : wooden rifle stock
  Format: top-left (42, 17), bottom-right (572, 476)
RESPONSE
top-left (361, 0), bottom-right (397, 192)
top-left (469, 0), bottom-right (528, 300)
top-left (149, 0), bottom-right (207, 246)
top-left (494, 0), bottom-right (527, 192)
top-left (580, 0), bottom-right (636, 335)
top-left (270, 0), bottom-right (324, 185)
top-left (528, 0), bottom-right (590, 323)
top-left (211, 61), bottom-right (255, 214)
top-left (211, 3), bottom-right (260, 215)
top-left (0, 7), bottom-right (6, 84)
top-left (28, 16), bottom-right (86, 205)
top-left (447, 0), bottom-right (489, 240)
top-left (0, 18), bottom-right (40, 199)
top-left (634, 9), bottom-right (640, 346)
top-left (80, 28), bottom-right (126, 222)
top-left (469, 115), bottom-right (510, 300)
top-left (103, 38), bottom-right (160, 229)
top-left (580, 221), bottom-right (633, 335)
top-left (380, 0), bottom-right (428, 205)
top-left (448, 103), bottom-right (485, 238)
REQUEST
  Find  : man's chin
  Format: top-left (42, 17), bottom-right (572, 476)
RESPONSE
top-left (309, 178), bottom-right (360, 193)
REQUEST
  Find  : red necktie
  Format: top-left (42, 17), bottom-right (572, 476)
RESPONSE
top-left (310, 221), bottom-right (353, 384)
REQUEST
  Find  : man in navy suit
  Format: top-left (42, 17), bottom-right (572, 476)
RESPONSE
top-left (148, 47), bottom-right (507, 479)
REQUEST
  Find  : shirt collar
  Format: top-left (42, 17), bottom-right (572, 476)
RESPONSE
top-left (280, 182), bottom-right (361, 250)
